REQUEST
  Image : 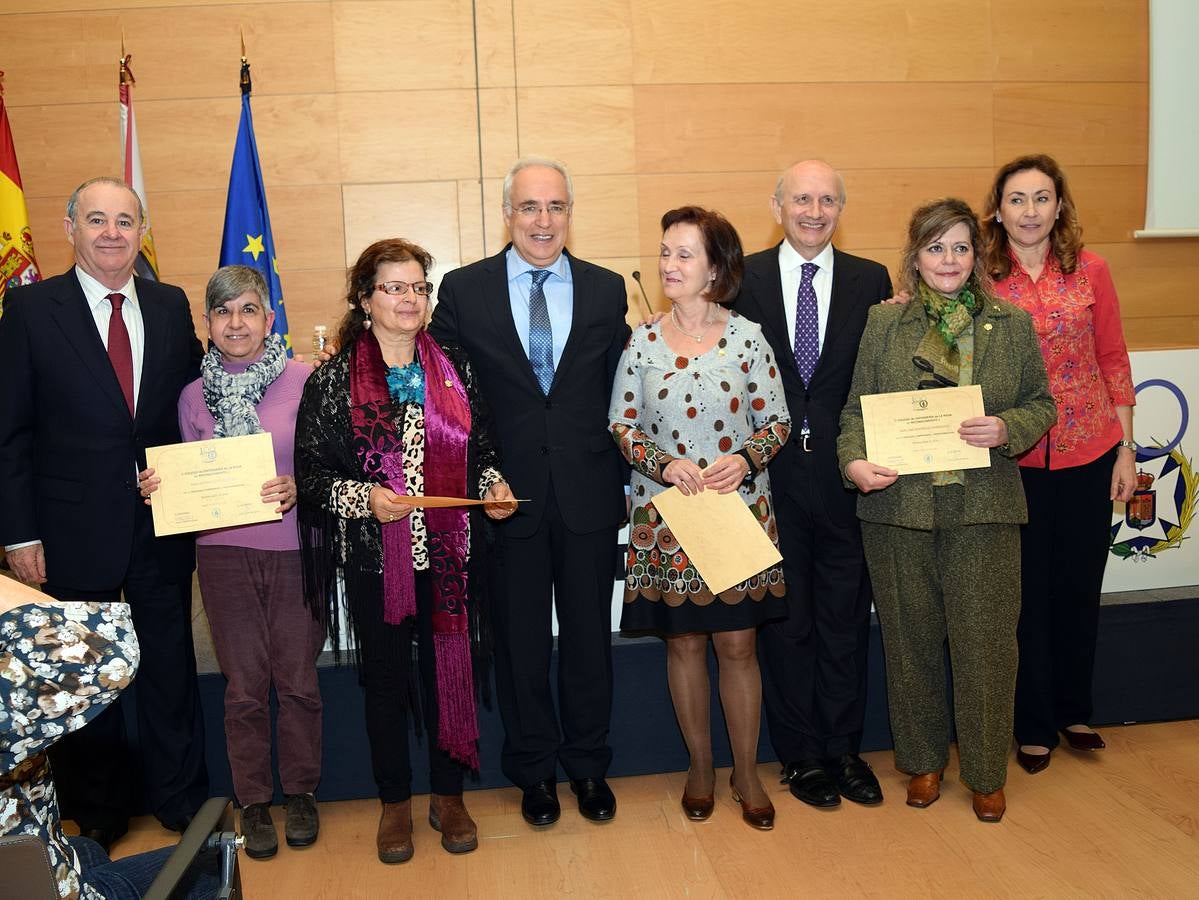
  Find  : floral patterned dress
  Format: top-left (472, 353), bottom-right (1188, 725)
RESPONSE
top-left (1, 601), bottom-right (139, 900)
top-left (609, 313), bottom-right (791, 634)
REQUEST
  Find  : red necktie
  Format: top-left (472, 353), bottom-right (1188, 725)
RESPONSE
top-left (106, 292), bottom-right (135, 415)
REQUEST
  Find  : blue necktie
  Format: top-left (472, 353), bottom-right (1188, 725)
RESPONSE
top-left (793, 262), bottom-right (819, 384)
top-left (528, 269), bottom-right (554, 394)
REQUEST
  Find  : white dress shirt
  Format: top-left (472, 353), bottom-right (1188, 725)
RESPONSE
top-left (76, 266), bottom-right (145, 408)
top-left (778, 240), bottom-right (836, 359)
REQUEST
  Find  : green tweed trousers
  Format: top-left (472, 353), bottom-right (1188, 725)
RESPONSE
top-left (861, 485), bottom-right (1020, 794)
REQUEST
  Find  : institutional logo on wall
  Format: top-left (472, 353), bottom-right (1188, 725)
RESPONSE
top-left (1109, 372), bottom-right (1196, 565)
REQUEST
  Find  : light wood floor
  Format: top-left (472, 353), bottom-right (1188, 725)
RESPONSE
top-left (112, 720), bottom-right (1199, 898)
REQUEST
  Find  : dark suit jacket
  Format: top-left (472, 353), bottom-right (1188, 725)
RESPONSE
top-left (0, 269), bottom-right (203, 589)
top-left (430, 246), bottom-right (630, 538)
top-left (733, 244), bottom-right (893, 525)
top-left (836, 297), bottom-right (1056, 530)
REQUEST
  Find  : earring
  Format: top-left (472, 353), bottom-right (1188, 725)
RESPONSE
top-left (995, 213), bottom-right (1002, 223)
top-left (362, 305), bottom-right (372, 329)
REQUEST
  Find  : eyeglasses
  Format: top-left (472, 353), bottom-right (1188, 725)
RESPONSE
top-left (373, 281), bottom-right (433, 297)
top-left (913, 355), bottom-right (957, 389)
top-left (510, 202), bottom-right (571, 219)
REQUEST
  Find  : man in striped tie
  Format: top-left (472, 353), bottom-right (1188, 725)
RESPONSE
top-left (431, 157), bottom-right (630, 829)
top-left (0, 177), bottom-right (207, 851)
top-left (734, 160), bottom-right (894, 811)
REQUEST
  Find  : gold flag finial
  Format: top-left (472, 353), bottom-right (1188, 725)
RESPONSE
top-left (239, 29), bottom-right (252, 96)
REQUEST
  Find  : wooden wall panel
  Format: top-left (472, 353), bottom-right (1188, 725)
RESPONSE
top-left (336, 89), bottom-right (479, 183)
top-left (341, 180), bottom-right (462, 273)
top-left (516, 86), bottom-right (635, 173)
top-left (332, 1), bottom-right (476, 92)
top-left (1, 0), bottom-right (1188, 351)
top-left (633, 84), bottom-right (995, 174)
top-left (629, 0), bottom-right (991, 84)
top-left (991, 1), bottom-right (1146, 82)
top-left (993, 83), bottom-right (1147, 167)
top-left (513, 0), bottom-right (633, 87)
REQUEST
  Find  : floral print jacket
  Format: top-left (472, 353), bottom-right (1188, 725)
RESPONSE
top-left (1, 602), bottom-right (139, 900)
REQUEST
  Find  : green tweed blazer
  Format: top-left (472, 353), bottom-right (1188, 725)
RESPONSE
top-left (837, 297), bottom-right (1056, 530)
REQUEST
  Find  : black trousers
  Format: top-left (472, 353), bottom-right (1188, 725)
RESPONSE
top-left (1014, 446), bottom-right (1118, 747)
top-left (759, 449), bottom-right (873, 761)
top-left (492, 486), bottom-right (617, 788)
top-left (348, 570), bottom-right (463, 802)
top-left (45, 510), bottom-right (208, 831)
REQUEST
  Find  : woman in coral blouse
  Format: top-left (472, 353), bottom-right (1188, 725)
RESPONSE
top-left (980, 154), bottom-right (1137, 775)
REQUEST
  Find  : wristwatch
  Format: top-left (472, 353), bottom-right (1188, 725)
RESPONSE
top-left (1117, 439), bottom-right (1136, 451)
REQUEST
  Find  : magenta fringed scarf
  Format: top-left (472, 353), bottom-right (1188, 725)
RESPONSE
top-left (349, 328), bottom-right (479, 768)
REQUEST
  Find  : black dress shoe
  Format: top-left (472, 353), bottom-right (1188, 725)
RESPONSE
top-left (781, 759), bottom-right (840, 808)
top-left (826, 754), bottom-right (883, 805)
top-left (1061, 728), bottom-right (1106, 751)
top-left (1016, 747), bottom-right (1051, 774)
top-left (521, 779), bottom-right (560, 826)
top-left (570, 777), bottom-right (616, 822)
top-left (79, 823), bottom-right (128, 854)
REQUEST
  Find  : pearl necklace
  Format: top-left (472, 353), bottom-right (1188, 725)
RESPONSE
top-left (670, 305), bottom-right (717, 343)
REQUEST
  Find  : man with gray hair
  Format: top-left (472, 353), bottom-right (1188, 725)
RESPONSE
top-left (735, 160), bottom-right (892, 809)
top-left (0, 176), bottom-right (208, 849)
top-left (431, 156), bottom-right (629, 826)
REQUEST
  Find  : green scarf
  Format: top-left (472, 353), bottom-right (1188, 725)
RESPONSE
top-left (913, 279), bottom-right (981, 391)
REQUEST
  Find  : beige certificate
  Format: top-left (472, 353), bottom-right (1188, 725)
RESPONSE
top-left (652, 486), bottom-right (782, 595)
top-left (860, 384), bottom-right (990, 475)
top-left (146, 433), bottom-right (280, 537)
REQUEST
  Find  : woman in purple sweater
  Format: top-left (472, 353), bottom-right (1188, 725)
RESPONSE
top-left (140, 265), bottom-right (323, 860)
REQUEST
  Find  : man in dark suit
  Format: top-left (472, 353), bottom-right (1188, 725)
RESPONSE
top-left (735, 160), bottom-right (891, 808)
top-left (430, 157), bottom-right (629, 826)
top-left (0, 177), bottom-right (208, 847)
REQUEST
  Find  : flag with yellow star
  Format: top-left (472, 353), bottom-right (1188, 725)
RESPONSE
top-left (218, 66), bottom-right (291, 354)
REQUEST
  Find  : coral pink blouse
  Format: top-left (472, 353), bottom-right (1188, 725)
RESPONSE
top-left (993, 248), bottom-right (1135, 470)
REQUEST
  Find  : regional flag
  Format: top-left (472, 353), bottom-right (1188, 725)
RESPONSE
top-left (219, 61), bottom-right (291, 355)
top-left (0, 83), bottom-right (41, 314)
top-left (120, 55), bottom-right (160, 280)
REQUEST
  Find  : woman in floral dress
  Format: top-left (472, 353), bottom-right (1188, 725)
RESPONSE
top-left (610, 206), bottom-right (790, 830)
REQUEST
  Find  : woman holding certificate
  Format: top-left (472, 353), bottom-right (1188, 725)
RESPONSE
top-left (295, 238), bottom-right (515, 864)
top-left (609, 206), bottom-right (790, 830)
top-left (141, 264), bottom-right (321, 860)
top-left (981, 155), bottom-right (1136, 775)
top-left (837, 199), bottom-right (1055, 822)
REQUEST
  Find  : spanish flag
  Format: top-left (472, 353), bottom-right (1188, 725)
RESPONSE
top-left (120, 55), bottom-right (159, 280)
top-left (0, 79), bottom-right (40, 314)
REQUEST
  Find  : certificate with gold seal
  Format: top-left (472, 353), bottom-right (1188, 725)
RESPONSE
top-left (146, 433), bottom-right (280, 536)
top-left (860, 384), bottom-right (990, 476)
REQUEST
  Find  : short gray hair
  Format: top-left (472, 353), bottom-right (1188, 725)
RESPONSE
top-left (66, 177), bottom-right (145, 225)
top-left (502, 156), bottom-right (574, 210)
top-left (772, 162), bottom-right (847, 206)
top-left (205, 265), bottom-right (269, 313)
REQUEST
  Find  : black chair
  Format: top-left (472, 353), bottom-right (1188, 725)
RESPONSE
top-left (0, 797), bottom-right (243, 900)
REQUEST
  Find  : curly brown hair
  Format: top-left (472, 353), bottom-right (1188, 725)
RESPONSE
top-left (659, 205), bottom-right (744, 304)
top-left (897, 198), bottom-right (991, 299)
top-left (981, 154), bottom-right (1083, 281)
top-left (335, 238), bottom-right (434, 353)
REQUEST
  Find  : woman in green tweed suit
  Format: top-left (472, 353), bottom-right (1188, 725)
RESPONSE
top-left (836, 198), bottom-right (1056, 823)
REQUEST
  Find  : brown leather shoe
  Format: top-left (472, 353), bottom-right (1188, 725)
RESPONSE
top-left (429, 793), bottom-right (478, 853)
top-left (906, 771), bottom-right (942, 808)
top-left (377, 800), bottom-right (414, 864)
top-left (973, 788), bottom-right (1006, 822)
top-left (681, 768), bottom-right (715, 821)
top-left (729, 773), bottom-right (774, 831)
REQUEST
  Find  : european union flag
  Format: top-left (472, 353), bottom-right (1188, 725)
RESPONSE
top-left (219, 62), bottom-right (291, 354)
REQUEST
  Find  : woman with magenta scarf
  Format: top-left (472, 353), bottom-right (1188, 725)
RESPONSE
top-left (295, 238), bottom-right (516, 865)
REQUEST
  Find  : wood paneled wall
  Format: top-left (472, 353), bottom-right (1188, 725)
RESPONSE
top-left (4, 0), bottom-right (1193, 350)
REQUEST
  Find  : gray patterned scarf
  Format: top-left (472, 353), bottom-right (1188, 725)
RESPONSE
top-left (202, 333), bottom-right (288, 436)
